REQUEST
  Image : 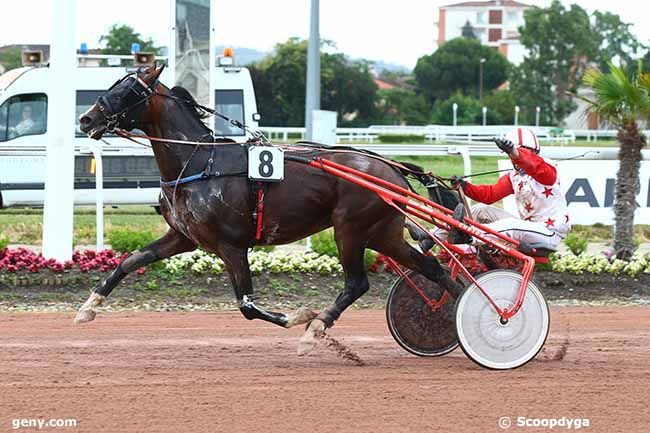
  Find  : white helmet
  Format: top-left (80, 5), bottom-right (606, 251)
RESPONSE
top-left (504, 127), bottom-right (540, 154)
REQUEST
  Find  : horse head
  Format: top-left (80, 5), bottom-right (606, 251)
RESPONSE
top-left (79, 63), bottom-right (165, 139)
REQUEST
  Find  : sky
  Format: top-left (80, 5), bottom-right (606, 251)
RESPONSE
top-left (1, 0), bottom-right (650, 69)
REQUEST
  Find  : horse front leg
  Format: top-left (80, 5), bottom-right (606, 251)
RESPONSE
top-left (74, 228), bottom-right (196, 323)
top-left (219, 244), bottom-right (317, 328)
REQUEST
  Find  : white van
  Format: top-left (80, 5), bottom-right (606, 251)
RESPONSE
top-left (0, 53), bottom-right (259, 208)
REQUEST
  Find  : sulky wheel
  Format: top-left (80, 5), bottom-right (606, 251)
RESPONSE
top-left (455, 270), bottom-right (550, 370)
top-left (386, 267), bottom-right (467, 357)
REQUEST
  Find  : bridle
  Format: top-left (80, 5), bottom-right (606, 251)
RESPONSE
top-left (96, 66), bottom-right (164, 133)
top-left (95, 64), bottom-right (268, 144)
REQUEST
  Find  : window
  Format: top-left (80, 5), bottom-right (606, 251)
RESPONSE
top-left (489, 10), bottom-right (503, 24)
top-left (0, 93), bottom-right (47, 142)
top-left (489, 28), bottom-right (502, 42)
top-left (76, 90), bottom-right (104, 136)
top-left (507, 11), bottom-right (519, 24)
top-left (476, 11), bottom-right (487, 24)
top-left (214, 90), bottom-right (245, 136)
top-left (0, 100), bottom-right (7, 142)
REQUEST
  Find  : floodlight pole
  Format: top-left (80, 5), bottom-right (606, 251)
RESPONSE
top-left (42, 0), bottom-right (76, 260)
top-left (305, 0), bottom-right (320, 140)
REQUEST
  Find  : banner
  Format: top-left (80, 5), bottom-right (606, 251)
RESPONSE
top-left (498, 160), bottom-right (650, 225)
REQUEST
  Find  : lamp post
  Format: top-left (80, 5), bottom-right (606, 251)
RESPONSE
top-left (479, 58), bottom-right (486, 101)
top-left (482, 106), bottom-right (487, 126)
top-left (514, 105), bottom-right (520, 126)
top-left (305, 0), bottom-right (321, 141)
top-left (452, 103), bottom-right (458, 126)
top-left (535, 106), bottom-right (541, 127)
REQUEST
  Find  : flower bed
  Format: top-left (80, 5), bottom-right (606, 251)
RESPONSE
top-left (164, 250), bottom-right (343, 275)
top-left (550, 251), bottom-right (650, 277)
top-left (0, 248), bottom-right (128, 274)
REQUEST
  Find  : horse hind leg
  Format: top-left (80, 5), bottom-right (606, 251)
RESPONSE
top-left (298, 228), bottom-right (369, 355)
top-left (369, 235), bottom-right (463, 298)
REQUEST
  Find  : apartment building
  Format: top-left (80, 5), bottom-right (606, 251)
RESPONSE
top-left (435, 0), bottom-right (532, 64)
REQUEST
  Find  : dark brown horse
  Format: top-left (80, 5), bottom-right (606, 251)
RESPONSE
top-left (75, 64), bottom-right (461, 354)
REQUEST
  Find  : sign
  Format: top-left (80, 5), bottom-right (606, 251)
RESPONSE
top-left (499, 160), bottom-right (650, 225)
top-left (248, 147), bottom-right (284, 182)
top-left (311, 110), bottom-right (337, 145)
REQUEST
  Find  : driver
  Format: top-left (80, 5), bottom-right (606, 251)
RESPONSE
top-left (8, 105), bottom-right (35, 138)
top-left (412, 128), bottom-right (571, 251)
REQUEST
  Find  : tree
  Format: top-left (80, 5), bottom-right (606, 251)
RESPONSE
top-left (580, 63), bottom-right (650, 259)
top-left (592, 11), bottom-right (646, 74)
top-left (482, 90), bottom-right (517, 125)
top-left (431, 93), bottom-right (482, 125)
top-left (414, 37), bottom-right (510, 105)
top-left (461, 20), bottom-right (477, 40)
top-left (0, 47), bottom-right (23, 72)
top-left (512, 3), bottom-right (650, 126)
top-left (99, 24), bottom-right (158, 55)
top-left (249, 38), bottom-right (379, 126)
top-left (376, 88), bottom-right (431, 125)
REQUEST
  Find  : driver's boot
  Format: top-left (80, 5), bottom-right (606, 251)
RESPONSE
top-left (448, 203), bottom-right (472, 244)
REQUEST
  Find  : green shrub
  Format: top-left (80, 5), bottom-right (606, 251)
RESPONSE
top-left (377, 134), bottom-right (424, 144)
top-left (564, 233), bottom-right (588, 256)
top-left (310, 229), bottom-right (338, 257)
top-left (108, 229), bottom-right (156, 253)
top-left (0, 236), bottom-right (9, 250)
top-left (311, 229), bottom-right (377, 270)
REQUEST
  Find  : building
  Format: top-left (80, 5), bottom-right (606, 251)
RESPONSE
top-left (435, 0), bottom-right (532, 64)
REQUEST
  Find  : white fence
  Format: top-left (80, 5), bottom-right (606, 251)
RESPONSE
top-left (259, 125), bottom-right (649, 145)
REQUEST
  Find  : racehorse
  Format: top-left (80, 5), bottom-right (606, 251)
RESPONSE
top-left (75, 64), bottom-right (461, 354)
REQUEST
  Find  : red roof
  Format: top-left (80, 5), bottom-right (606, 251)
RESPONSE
top-left (442, 1), bottom-right (531, 8)
top-left (374, 78), bottom-right (395, 90)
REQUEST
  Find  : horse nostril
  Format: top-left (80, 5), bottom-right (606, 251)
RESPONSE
top-left (79, 115), bottom-right (92, 126)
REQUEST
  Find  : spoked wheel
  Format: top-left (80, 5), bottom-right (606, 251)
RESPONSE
top-left (455, 270), bottom-right (550, 370)
top-left (386, 268), bottom-right (467, 357)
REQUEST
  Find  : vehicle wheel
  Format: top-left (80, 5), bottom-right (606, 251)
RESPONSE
top-left (386, 267), bottom-right (466, 357)
top-left (455, 270), bottom-right (550, 370)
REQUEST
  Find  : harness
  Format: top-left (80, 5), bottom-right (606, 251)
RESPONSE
top-left (96, 68), bottom-right (453, 244)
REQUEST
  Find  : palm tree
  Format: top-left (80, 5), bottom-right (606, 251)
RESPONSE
top-left (580, 62), bottom-right (650, 260)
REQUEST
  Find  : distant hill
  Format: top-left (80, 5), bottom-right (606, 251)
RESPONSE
top-left (216, 45), bottom-right (410, 72)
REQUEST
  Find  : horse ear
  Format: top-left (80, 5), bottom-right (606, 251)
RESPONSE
top-left (152, 63), bottom-right (166, 82)
top-left (143, 63), bottom-right (165, 84)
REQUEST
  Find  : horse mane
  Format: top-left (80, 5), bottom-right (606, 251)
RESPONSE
top-left (170, 86), bottom-right (211, 121)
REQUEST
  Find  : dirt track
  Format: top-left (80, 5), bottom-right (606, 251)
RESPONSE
top-left (1, 307), bottom-right (649, 433)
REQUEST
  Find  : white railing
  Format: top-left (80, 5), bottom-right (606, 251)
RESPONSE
top-left (257, 125), bottom-right (598, 145)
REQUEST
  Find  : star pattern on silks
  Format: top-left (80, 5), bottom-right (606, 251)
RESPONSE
top-left (524, 216), bottom-right (533, 221)
top-left (542, 187), bottom-right (554, 198)
top-left (518, 181), bottom-right (525, 192)
top-left (524, 202), bottom-right (533, 213)
top-left (545, 217), bottom-right (555, 228)
top-left (565, 214), bottom-right (570, 223)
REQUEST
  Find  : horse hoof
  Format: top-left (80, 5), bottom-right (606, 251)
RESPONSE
top-left (74, 309), bottom-right (96, 324)
top-left (73, 293), bottom-right (105, 324)
top-left (297, 319), bottom-right (325, 356)
top-left (285, 307), bottom-right (318, 328)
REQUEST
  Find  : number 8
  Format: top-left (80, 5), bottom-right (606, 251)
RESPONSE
top-left (259, 150), bottom-right (274, 177)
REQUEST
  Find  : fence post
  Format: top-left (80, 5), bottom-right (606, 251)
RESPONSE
top-left (482, 106), bottom-right (487, 126)
top-left (452, 103), bottom-right (458, 127)
top-left (514, 106), bottom-right (520, 126)
top-left (535, 106), bottom-right (540, 127)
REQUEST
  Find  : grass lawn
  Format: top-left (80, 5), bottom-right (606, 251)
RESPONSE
top-left (0, 155), bottom-right (646, 247)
